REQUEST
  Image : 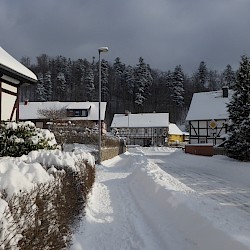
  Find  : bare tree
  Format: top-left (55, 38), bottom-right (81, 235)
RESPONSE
top-left (37, 106), bottom-right (67, 122)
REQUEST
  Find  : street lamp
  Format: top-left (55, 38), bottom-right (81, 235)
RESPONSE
top-left (98, 47), bottom-right (109, 164)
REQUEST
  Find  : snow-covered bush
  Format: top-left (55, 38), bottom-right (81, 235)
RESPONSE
top-left (0, 150), bottom-right (95, 249)
top-left (0, 121), bottom-right (58, 157)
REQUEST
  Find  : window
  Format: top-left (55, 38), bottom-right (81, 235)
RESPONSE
top-left (81, 109), bottom-right (88, 117)
top-left (67, 109), bottom-right (88, 117)
top-left (74, 110), bottom-right (81, 117)
top-left (132, 128), bottom-right (137, 134)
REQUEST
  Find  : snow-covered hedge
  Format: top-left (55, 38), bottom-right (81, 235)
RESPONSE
top-left (0, 121), bottom-right (58, 157)
top-left (51, 125), bottom-right (123, 148)
top-left (0, 149), bottom-right (95, 249)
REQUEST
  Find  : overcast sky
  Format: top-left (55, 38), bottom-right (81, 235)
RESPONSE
top-left (1, 0), bottom-right (250, 74)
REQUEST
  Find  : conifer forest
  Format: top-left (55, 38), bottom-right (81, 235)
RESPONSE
top-left (20, 55), bottom-right (236, 128)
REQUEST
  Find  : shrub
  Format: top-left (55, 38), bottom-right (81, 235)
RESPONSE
top-left (0, 159), bottom-right (95, 249)
top-left (0, 121), bottom-right (58, 157)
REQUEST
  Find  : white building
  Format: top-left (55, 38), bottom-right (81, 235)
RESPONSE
top-left (111, 113), bottom-right (169, 146)
top-left (19, 101), bottom-right (107, 133)
top-left (0, 47), bottom-right (37, 121)
top-left (186, 87), bottom-right (232, 146)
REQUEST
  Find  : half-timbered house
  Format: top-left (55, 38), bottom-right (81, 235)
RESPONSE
top-left (186, 87), bottom-right (232, 146)
top-left (110, 112), bottom-right (169, 146)
top-left (0, 47), bottom-right (37, 121)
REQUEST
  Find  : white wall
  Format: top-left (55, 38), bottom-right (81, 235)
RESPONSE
top-left (1, 83), bottom-right (17, 121)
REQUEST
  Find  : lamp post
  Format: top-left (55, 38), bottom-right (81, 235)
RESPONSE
top-left (125, 110), bottom-right (131, 145)
top-left (98, 47), bottom-right (108, 164)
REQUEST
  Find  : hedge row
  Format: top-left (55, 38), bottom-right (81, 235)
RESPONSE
top-left (0, 159), bottom-right (95, 249)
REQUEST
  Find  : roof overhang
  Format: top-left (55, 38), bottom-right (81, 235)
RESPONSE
top-left (0, 64), bottom-right (37, 85)
top-left (0, 47), bottom-right (37, 85)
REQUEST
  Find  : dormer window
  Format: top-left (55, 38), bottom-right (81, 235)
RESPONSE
top-left (67, 109), bottom-right (88, 117)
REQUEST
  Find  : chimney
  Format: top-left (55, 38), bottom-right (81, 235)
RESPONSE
top-left (222, 86), bottom-right (229, 98)
top-left (125, 110), bottom-right (130, 116)
top-left (24, 99), bottom-right (29, 105)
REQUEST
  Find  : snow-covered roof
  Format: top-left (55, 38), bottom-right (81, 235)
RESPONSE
top-left (169, 123), bottom-right (184, 135)
top-left (0, 47), bottom-right (37, 84)
top-left (111, 113), bottom-right (169, 128)
top-left (66, 103), bottom-right (91, 110)
top-left (186, 90), bottom-right (233, 121)
top-left (19, 101), bottom-right (107, 120)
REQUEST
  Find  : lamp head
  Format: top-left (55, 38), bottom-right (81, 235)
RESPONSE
top-left (98, 47), bottom-right (109, 53)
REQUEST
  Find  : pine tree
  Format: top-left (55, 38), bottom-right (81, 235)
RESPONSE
top-left (124, 65), bottom-right (135, 111)
top-left (124, 65), bottom-right (135, 95)
top-left (56, 72), bottom-right (66, 101)
top-left (44, 71), bottom-right (53, 101)
top-left (192, 61), bottom-right (208, 92)
top-left (225, 55), bottom-right (250, 161)
top-left (223, 64), bottom-right (235, 89)
top-left (100, 59), bottom-right (109, 101)
top-left (113, 57), bottom-right (125, 95)
top-left (75, 59), bottom-right (87, 101)
top-left (85, 62), bottom-right (95, 101)
top-left (36, 73), bottom-right (47, 101)
top-left (112, 57), bottom-right (126, 111)
top-left (113, 57), bottom-right (125, 84)
top-left (207, 70), bottom-right (221, 91)
top-left (198, 61), bottom-right (208, 87)
top-left (134, 57), bottom-right (153, 111)
top-left (171, 65), bottom-right (185, 106)
top-left (165, 70), bottom-right (173, 88)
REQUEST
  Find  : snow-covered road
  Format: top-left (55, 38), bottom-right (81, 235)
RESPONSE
top-left (72, 151), bottom-right (167, 250)
top-left (146, 149), bottom-right (250, 215)
top-left (72, 147), bottom-right (250, 250)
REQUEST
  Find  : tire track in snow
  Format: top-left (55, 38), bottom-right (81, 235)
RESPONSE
top-left (146, 148), bottom-right (250, 247)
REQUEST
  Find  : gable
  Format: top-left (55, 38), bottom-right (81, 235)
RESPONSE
top-left (168, 123), bottom-right (183, 135)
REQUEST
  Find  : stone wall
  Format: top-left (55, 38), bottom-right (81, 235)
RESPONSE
top-left (101, 146), bottom-right (127, 161)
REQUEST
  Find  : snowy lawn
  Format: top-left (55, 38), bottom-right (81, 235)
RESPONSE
top-left (72, 147), bottom-right (250, 250)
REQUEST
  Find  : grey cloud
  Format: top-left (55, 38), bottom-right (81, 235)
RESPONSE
top-left (1, 0), bottom-right (250, 73)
